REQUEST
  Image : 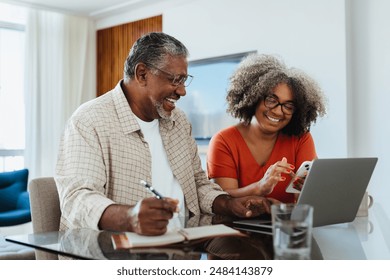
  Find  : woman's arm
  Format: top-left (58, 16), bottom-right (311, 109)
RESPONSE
top-left (213, 157), bottom-right (294, 198)
top-left (213, 177), bottom-right (264, 197)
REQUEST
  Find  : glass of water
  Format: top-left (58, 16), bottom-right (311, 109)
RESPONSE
top-left (271, 203), bottom-right (313, 260)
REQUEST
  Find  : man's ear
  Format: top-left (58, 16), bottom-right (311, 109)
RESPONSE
top-left (134, 63), bottom-right (148, 86)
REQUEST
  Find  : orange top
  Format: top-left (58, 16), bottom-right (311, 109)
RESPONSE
top-left (207, 126), bottom-right (317, 203)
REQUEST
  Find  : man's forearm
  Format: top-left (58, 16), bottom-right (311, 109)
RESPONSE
top-left (98, 204), bottom-right (134, 232)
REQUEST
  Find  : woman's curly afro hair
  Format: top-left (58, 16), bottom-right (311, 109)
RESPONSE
top-left (226, 54), bottom-right (327, 136)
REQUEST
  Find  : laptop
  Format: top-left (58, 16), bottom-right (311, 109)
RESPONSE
top-left (233, 157), bottom-right (378, 233)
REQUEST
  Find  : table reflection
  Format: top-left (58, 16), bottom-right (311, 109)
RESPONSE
top-left (47, 215), bottom-right (277, 260)
top-left (9, 210), bottom-right (390, 260)
top-left (204, 234), bottom-right (274, 260)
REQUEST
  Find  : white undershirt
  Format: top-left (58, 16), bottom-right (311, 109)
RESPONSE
top-left (135, 116), bottom-right (185, 228)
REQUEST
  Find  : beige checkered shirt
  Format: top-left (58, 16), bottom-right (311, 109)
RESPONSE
top-left (55, 81), bottom-right (227, 231)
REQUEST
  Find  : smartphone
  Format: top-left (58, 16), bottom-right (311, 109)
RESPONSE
top-left (285, 161), bottom-right (312, 193)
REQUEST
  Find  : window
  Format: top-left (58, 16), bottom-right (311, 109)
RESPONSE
top-left (0, 22), bottom-right (25, 171)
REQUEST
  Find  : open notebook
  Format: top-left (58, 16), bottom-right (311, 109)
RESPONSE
top-left (111, 224), bottom-right (244, 249)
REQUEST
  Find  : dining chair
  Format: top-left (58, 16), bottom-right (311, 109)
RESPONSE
top-left (28, 177), bottom-right (61, 260)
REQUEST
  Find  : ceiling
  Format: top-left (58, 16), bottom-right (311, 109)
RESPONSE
top-left (3, 0), bottom-right (152, 17)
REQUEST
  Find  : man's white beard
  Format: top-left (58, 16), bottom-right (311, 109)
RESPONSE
top-left (155, 101), bottom-right (172, 120)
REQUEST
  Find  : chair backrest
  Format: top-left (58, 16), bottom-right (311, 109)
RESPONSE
top-left (28, 177), bottom-right (61, 260)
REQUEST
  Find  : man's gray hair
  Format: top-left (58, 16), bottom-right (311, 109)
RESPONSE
top-left (124, 32), bottom-right (189, 79)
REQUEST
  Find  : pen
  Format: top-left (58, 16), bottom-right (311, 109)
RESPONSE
top-left (140, 180), bottom-right (165, 200)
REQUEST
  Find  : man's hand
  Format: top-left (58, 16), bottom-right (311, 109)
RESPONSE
top-left (213, 195), bottom-right (272, 218)
top-left (132, 197), bottom-right (179, 236)
top-left (98, 197), bottom-right (178, 236)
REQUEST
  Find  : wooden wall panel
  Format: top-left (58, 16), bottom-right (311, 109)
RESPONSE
top-left (96, 15), bottom-right (162, 96)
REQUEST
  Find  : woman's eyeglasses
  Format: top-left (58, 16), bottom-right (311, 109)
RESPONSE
top-left (264, 95), bottom-right (296, 115)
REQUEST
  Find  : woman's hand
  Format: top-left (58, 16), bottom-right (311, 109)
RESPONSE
top-left (257, 157), bottom-right (294, 195)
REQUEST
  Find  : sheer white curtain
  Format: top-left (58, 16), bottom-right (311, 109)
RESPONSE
top-left (24, 9), bottom-right (96, 179)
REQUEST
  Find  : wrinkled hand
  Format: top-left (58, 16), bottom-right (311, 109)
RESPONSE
top-left (130, 197), bottom-right (179, 236)
top-left (258, 157), bottom-right (294, 195)
top-left (227, 196), bottom-right (272, 218)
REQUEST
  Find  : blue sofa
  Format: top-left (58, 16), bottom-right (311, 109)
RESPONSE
top-left (0, 169), bottom-right (31, 226)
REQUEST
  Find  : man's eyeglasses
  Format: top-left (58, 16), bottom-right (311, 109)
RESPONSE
top-left (149, 65), bottom-right (193, 87)
top-left (264, 95), bottom-right (296, 115)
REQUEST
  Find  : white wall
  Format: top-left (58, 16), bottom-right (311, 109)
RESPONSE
top-left (95, 0), bottom-right (389, 218)
top-left (347, 0), bottom-right (390, 219)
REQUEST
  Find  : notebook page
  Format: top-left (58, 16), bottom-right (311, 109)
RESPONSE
top-left (112, 230), bottom-right (185, 249)
top-left (178, 224), bottom-right (242, 240)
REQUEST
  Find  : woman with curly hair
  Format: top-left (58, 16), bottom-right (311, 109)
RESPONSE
top-left (207, 54), bottom-right (327, 203)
